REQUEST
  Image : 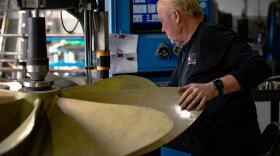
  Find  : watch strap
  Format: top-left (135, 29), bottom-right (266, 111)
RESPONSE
top-left (212, 79), bottom-right (224, 96)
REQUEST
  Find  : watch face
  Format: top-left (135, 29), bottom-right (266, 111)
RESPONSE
top-left (213, 79), bottom-right (224, 96)
top-left (216, 79), bottom-right (224, 89)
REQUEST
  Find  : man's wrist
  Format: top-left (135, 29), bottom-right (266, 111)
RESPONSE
top-left (209, 82), bottom-right (218, 97)
top-left (212, 79), bottom-right (224, 96)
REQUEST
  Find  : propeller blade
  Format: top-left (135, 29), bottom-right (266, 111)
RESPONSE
top-left (62, 75), bottom-right (157, 92)
top-left (62, 87), bottom-right (202, 155)
top-left (0, 89), bottom-right (17, 104)
top-left (0, 76), bottom-right (201, 155)
top-left (0, 98), bottom-right (40, 155)
top-left (44, 97), bottom-right (173, 156)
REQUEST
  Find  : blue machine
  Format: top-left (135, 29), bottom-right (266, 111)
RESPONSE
top-left (108, 0), bottom-right (175, 75)
top-left (108, 0), bottom-right (212, 78)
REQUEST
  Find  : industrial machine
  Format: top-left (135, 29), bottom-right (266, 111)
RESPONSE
top-left (12, 0), bottom-right (213, 87)
top-left (16, 0), bottom-right (110, 89)
top-left (0, 1), bottom-right (209, 156)
top-left (108, 0), bottom-right (212, 83)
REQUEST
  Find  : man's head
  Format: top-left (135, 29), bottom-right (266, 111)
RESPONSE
top-left (157, 0), bottom-right (203, 46)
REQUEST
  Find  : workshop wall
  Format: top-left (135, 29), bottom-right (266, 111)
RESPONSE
top-left (216, 0), bottom-right (273, 17)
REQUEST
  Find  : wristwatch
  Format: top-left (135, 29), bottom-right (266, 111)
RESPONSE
top-left (212, 79), bottom-right (224, 96)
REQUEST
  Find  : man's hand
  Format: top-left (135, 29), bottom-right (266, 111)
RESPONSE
top-left (178, 75), bottom-right (241, 111)
top-left (178, 82), bottom-right (217, 111)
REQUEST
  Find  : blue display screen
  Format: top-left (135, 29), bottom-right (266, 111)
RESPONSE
top-left (130, 0), bottom-right (210, 33)
top-left (132, 0), bottom-right (160, 24)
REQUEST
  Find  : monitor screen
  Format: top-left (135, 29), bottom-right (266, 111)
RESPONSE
top-left (130, 0), bottom-right (162, 33)
top-left (130, 0), bottom-right (211, 33)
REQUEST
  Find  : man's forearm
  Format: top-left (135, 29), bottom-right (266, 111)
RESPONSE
top-left (219, 74), bottom-right (241, 95)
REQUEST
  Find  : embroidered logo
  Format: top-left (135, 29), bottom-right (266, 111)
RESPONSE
top-left (188, 51), bottom-right (197, 65)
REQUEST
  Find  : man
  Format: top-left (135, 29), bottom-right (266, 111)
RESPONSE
top-left (157, 0), bottom-right (272, 155)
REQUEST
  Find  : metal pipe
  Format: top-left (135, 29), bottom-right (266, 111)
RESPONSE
top-left (16, 10), bottom-right (28, 80)
top-left (84, 10), bottom-right (93, 84)
top-left (89, 10), bottom-right (93, 70)
top-left (0, 0), bottom-right (8, 53)
top-left (27, 16), bottom-right (49, 81)
top-left (95, 11), bottom-right (110, 79)
top-left (84, 11), bottom-right (89, 83)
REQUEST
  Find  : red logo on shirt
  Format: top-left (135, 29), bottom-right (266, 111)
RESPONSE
top-left (188, 58), bottom-right (197, 65)
top-left (188, 51), bottom-right (197, 65)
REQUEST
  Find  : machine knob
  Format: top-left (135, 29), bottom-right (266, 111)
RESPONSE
top-left (173, 45), bottom-right (184, 56)
top-left (156, 43), bottom-right (171, 60)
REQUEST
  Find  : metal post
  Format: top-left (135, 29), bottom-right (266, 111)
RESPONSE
top-left (16, 11), bottom-right (28, 80)
top-left (23, 9), bottom-right (54, 91)
top-left (0, 0), bottom-right (9, 78)
top-left (0, 0), bottom-right (8, 53)
top-left (95, 11), bottom-right (110, 80)
top-left (84, 8), bottom-right (93, 84)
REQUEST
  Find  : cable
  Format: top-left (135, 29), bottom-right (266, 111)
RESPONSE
top-left (60, 10), bottom-right (79, 34)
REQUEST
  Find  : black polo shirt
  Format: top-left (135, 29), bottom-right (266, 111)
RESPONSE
top-left (167, 23), bottom-right (272, 156)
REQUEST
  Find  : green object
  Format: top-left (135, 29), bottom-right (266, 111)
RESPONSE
top-left (0, 75), bottom-right (202, 156)
top-left (62, 75), bottom-right (157, 93)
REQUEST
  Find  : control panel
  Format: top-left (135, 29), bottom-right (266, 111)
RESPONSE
top-left (108, 0), bottom-right (212, 73)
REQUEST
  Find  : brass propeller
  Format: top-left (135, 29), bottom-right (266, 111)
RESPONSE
top-left (0, 75), bottom-right (202, 156)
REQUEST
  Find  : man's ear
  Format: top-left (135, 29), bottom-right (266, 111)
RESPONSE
top-left (172, 9), bottom-right (181, 24)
